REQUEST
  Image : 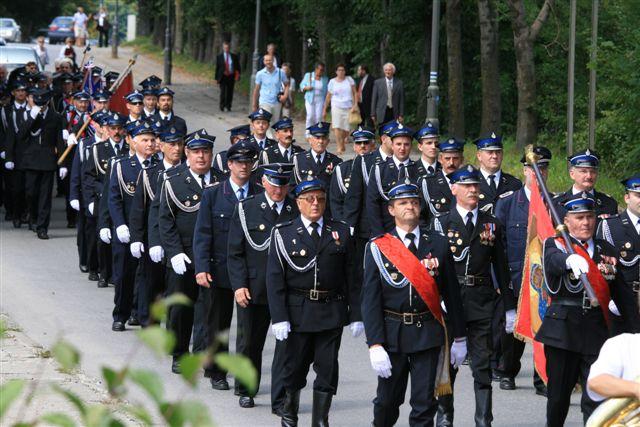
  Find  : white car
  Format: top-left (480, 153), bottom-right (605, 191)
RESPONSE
top-left (0, 18), bottom-right (21, 43)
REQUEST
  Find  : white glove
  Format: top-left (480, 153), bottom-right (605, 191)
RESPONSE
top-left (69, 199), bottom-right (80, 211)
top-left (130, 241), bottom-right (144, 258)
top-left (30, 105), bottom-right (41, 119)
top-left (67, 133), bottom-right (78, 147)
top-left (88, 202), bottom-right (94, 215)
top-left (116, 224), bottom-right (130, 243)
top-left (5, 161), bottom-right (15, 170)
top-left (271, 321), bottom-right (291, 341)
top-left (349, 226), bottom-right (355, 236)
top-left (505, 309), bottom-right (516, 334)
top-left (608, 299), bottom-right (621, 316)
top-left (566, 254), bottom-right (589, 278)
top-left (170, 253), bottom-right (191, 275)
top-left (62, 129), bottom-right (70, 140)
top-left (440, 301), bottom-right (448, 313)
top-left (369, 346), bottom-right (392, 378)
top-left (0, 151), bottom-right (5, 159)
top-left (450, 339), bottom-right (468, 368)
top-left (99, 228), bottom-right (111, 244)
top-left (59, 167), bottom-right (68, 180)
top-left (349, 321), bottom-right (364, 338)
top-left (149, 246), bottom-right (164, 263)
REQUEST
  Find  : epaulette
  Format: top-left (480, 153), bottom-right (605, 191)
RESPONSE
top-left (241, 194), bottom-right (255, 202)
top-left (499, 190), bottom-right (514, 199)
top-left (205, 181), bottom-right (220, 189)
top-left (275, 220), bottom-right (293, 228)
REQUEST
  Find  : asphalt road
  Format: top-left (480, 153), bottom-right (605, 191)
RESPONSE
top-left (0, 43), bottom-right (584, 426)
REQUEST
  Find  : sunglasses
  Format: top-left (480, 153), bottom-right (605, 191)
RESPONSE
top-left (354, 140), bottom-right (372, 145)
top-left (129, 102), bottom-right (143, 106)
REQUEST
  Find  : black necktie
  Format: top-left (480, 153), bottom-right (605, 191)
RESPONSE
top-left (405, 232), bottom-right (418, 256)
top-left (237, 187), bottom-right (245, 200)
top-left (465, 212), bottom-right (474, 235)
top-left (427, 165), bottom-right (434, 175)
top-left (488, 174), bottom-right (497, 193)
top-left (310, 222), bottom-right (321, 246)
top-left (115, 144), bottom-right (122, 156)
top-left (142, 159), bottom-right (150, 168)
top-left (398, 163), bottom-right (407, 182)
top-left (198, 174), bottom-right (206, 188)
top-left (284, 150), bottom-right (290, 162)
top-left (316, 154), bottom-right (322, 166)
top-left (270, 202), bottom-right (280, 222)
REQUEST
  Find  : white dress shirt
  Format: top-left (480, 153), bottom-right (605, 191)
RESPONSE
top-left (378, 147), bottom-right (390, 161)
top-left (456, 204), bottom-right (478, 227)
top-left (189, 169), bottom-right (211, 187)
top-left (278, 143), bottom-right (292, 159)
top-left (229, 178), bottom-right (249, 199)
top-left (572, 185), bottom-right (594, 196)
top-left (311, 150), bottom-right (326, 164)
top-left (480, 169), bottom-right (501, 189)
top-left (524, 185), bottom-right (531, 201)
top-left (301, 215), bottom-right (323, 237)
top-left (627, 209), bottom-right (640, 234)
top-left (421, 158), bottom-right (438, 173)
top-left (392, 156), bottom-right (410, 169)
top-left (264, 192), bottom-right (284, 214)
top-left (159, 111), bottom-right (173, 121)
top-left (163, 159), bottom-right (179, 171)
top-left (396, 226), bottom-right (420, 250)
top-left (135, 154), bottom-right (151, 168)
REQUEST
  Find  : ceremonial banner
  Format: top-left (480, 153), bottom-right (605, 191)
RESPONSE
top-left (514, 177), bottom-right (554, 383)
top-left (109, 72), bottom-right (134, 116)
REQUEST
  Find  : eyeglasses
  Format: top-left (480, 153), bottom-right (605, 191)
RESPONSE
top-left (354, 140), bottom-right (371, 145)
top-left (299, 195), bottom-right (326, 203)
top-left (129, 102), bottom-right (143, 106)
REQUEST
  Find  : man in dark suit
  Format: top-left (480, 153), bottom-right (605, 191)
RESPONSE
top-left (194, 140), bottom-right (262, 390)
top-left (356, 65), bottom-right (374, 128)
top-left (259, 117), bottom-right (304, 165)
top-left (215, 41), bottom-right (240, 112)
top-left (292, 122), bottom-right (342, 188)
top-left (152, 87), bottom-right (187, 136)
top-left (370, 63), bottom-right (405, 126)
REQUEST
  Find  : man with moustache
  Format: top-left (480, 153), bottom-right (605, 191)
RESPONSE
top-left (152, 87), bottom-right (187, 136)
top-left (260, 117), bottom-right (305, 165)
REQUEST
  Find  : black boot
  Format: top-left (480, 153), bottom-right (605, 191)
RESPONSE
top-left (436, 394), bottom-right (454, 427)
top-left (474, 387), bottom-right (493, 427)
top-left (281, 390), bottom-right (300, 427)
top-left (311, 390), bottom-right (332, 427)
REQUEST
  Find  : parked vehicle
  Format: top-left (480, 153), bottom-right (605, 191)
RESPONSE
top-left (0, 18), bottom-right (21, 42)
top-left (47, 16), bottom-right (74, 44)
top-left (0, 45), bottom-right (44, 73)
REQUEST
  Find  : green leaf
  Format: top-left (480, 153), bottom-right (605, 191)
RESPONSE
top-left (40, 412), bottom-right (76, 427)
top-left (83, 404), bottom-right (111, 427)
top-left (52, 385), bottom-right (86, 417)
top-left (128, 369), bottom-right (164, 404)
top-left (0, 379), bottom-right (25, 420)
top-left (101, 367), bottom-right (126, 398)
top-left (178, 353), bottom-right (206, 387)
top-left (0, 318), bottom-right (7, 339)
top-left (159, 402), bottom-right (184, 427)
top-left (214, 353), bottom-right (257, 395)
top-left (150, 293), bottom-right (192, 322)
top-left (121, 404), bottom-right (153, 426)
top-left (51, 340), bottom-right (81, 371)
top-left (160, 401), bottom-right (214, 427)
top-left (136, 326), bottom-right (175, 357)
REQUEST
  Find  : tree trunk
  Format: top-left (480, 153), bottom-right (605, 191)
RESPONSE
top-left (301, 27), bottom-right (308, 78)
top-left (174, 0), bottom-right (184, 54)
top-left (137, 0), bottom-right (152, 37)
top-left (506, 0), bottom-right (554, 149)
top-left (415, 8), bottom-right (431, 122)
top-left (317, 14), bottom-right (328, 65)
top-left (478, 0), bottom-right (501, 134)
top-left (446, 0), bottom-right (465, 138)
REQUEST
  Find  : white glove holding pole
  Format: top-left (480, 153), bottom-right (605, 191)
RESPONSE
top-left (608, 300), bottom-right (621, 316)
top-left (88, 202), bottom-right (94, 215)
top-left (0, 151), bottom-right (5, 159)
top-left (69, 199), bottom-right (80, 211)
top-left (566, 254), bottom-right (589, 278)
top-left (505, 309), bottom-right (517, 334)
top-left (4, 161), bottom-right (14, 170)
top-left (349, 321), bottom-right (365, 338)
top-left (271, 321), bottom-right (291, 341)
top-left (99, 228), bottom-right (111, 244)
top-left (450, 339), bottom-right (468, 368)
top-left (170, 253), bottom-right (191, 275)
top-left (66, 133), bottom-right (78, 147)
top-left (59, 167), bottom-right (68, 180)
top-left (130, 242), bottom-right (144, 258)
top-left (369, 346), bottom-right (392, 378)
top-left (62, 129), bottom-right (70, 141)
top-left (149, 246), bottom-right (164, 263)
top-left (115, 224), bottom-right (130, 243)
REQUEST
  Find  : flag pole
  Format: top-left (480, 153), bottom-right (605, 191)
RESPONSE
top-left (524, 145), bottom-right (598, 305)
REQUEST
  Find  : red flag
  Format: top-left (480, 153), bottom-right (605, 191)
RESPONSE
top-left (514, 177), bottom-right (554, 383)
top-left (109, 72), bottom-right (134, 117)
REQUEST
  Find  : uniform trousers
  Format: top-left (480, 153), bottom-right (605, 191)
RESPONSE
top-left (490, 295), bottom-right (504, 374)
top-left (192, 288), bottom-right (208, 352)
top-left (24, 170), bottom-right (54, 231)
top-left (61, 175), bottom-right (76, 225)
top-left (76, 206), bottom-right (87, 266)
top-left (205, 287), bottom-right (235, 378)
top-left (235, 303), bottom-right (271, 397)
top-left (466, 317), bottom-right (494, 426)
top-left (10, 170), bottom-right (26, 220)
top-left (111, 239), bottom-right (138, 322)
top-left (544, 345), bottom-right (599, 427)
top-left (373, 347), bottom-right (440, 427)
top-left (1, 166), bottom-right (13, 217)
top-left (136, 254), bottom-right (166, 325)
top-left (501, 331), bottom-right (544, 387)
top-left (283, 328), bottom-right (342, 394)
top-left (97, 232), bottom-right (112, 282)
top-left (353, 236), bottom-right (368, 290)
top-left (271, 339), bottom-right (287, 411)
top-left (167, 268), bottom-right (199, 357)
top-left (84, 211), bottom-right (99, 272)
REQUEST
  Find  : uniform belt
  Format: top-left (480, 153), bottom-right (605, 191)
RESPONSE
top-left (383, 309), bottom-right (433, 325)
top-left (553, 295), bottom-right (597, 310)
top-left (290, 288), bottom-right (343, 302)
top-left (457, 275), bottom-right (491, 287)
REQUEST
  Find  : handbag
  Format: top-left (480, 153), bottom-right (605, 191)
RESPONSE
top-left (348, 105), bottom-right (361, 126)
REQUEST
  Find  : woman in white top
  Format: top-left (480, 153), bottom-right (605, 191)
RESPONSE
top-left (322, 64), bottom-right (357, 154)
top-left (300, 62), bottom-right (329, 135)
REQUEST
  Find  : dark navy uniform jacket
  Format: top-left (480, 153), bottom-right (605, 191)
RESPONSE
top-left (329, 159), bottom-right (353, 221)
top-left (193, 178), bottom-right (261, 289)
top-left (82, 139), bottom-right (129, 210)
top-left (150, 111), bottom-right (187, 136)
top-left (6, 108), bottom-right (64, 171)
top-left (249, 135), bottom-right (277, 151)
top-left (535, 237), bottom-right (639, 354)
top-left (292, 149), bottom-right (343, 188)
top-left (434, 208), bottom-right (514, 321)
top-left (108, 154), bottom-right (148, 229)
top-left (418, 170), bottom-right (454, 221)
top-left (227, 193), bottom-right (299, 305)
top-left (362, 228), bottom-right (466, 354)
top-left (259, 142), bottom-right (304, 165)
top-left (414, 159), bottom-right (441, 178)
top-left (553, 188), bottom-right (618, 220)
top-left (69, 135), bottom-right (97, 206)
top-left (147, 163), bottom-right (185, 250)
top-left (266, 216), bottom-right (360, 332)
top-left (343, 150), bottom-right (387, 238)
top-left (477, 170), bottom-right (522, 214)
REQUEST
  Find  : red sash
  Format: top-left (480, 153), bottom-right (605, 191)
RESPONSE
top-left (374, 234), bottom-right (444, 325)
top-left (556, 238), bottom-right (611, 325)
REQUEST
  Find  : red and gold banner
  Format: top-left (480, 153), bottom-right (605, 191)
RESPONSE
top-left (109, 72), bottom-right (134, 117)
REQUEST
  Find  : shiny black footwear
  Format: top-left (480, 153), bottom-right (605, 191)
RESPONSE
top-left (112, 321), bottom-right (125, 331)
top-left (127, 316), bottom-right (140, 326)
top-left (272, 406), bottom-right (284, 417)
top-left (79, 264), bottom-right (89, 273)
top-left (37, 230), bottom-right (49, 240)
top-left (500, 377), bottom-right (516, 390)
top-left (171, 358), bottom-right (181, 374)
top-left (239, 396), bottom-right (255, 408)
top-left (97, 278), bottom-right (108, 288)
top-left (535, 384), bottom-right (548, 397)
top-left (491, 370), bottom-right (502, 382)
top-left (88, 271), bottom-right (99, 281)
top-left (210, 378), bottom-right (230, 390)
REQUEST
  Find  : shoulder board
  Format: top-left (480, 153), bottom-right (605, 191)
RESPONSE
top-left (205, 181), bottom-right (220, 189)
top-left (275, 220), bottom-right (293, 228)
top-left (241, 194), bottom-right (255, 202)
top-left (606, 213), bottom-right (620, 219)
top-left (499, 190), bottom-right (514, 199)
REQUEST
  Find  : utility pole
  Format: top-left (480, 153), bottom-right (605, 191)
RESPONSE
top-left (425, 0), bottom-right (440, 126)
top-left (566, 0), bottom-right (577, 156)
top-left (587, 0), bottom-right (599, 151)
top-left (164, 0), bottom-right (172, 85)
top-left (111, 0), bottom-right (119, 58)
top-left (249, 0), bottom-right (261, 110)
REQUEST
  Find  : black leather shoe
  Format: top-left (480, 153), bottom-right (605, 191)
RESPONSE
top-left (88, 271), bottom-right (99, 281)
top-left (97, 278), bottom-right (108, 288)
top-left (210, 378), bottom-right (230, 390)
top-left (272, 406), bottom-right (284, 417)
top-left (239, 396), bottom-right (254, 408)
top-left (171, 358), bottom-right (181, 374)
top-left (127, 316), bottom-right (140, 326)
top-left (37, 230), bottom-right (49, 240)
top-left (79, 264), bottom-right (89, 273)
top-left (500, 377), bottom-right (516, 390)
top-left (491, 370), bottom-right (502, 382)
top-left (112, 321), bottom-right (125, 331)
top-left (535, 384), bottom-right (548, 397)
top-left (12, 219), bottom-right (21, 228)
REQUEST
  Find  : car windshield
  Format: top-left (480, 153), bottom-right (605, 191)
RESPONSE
top-left (0, 19), bottom-right (16, 28)
top-left (53, 17), bottom-right (73, 26)
top-left (0, 47), bottom-right (37, 65)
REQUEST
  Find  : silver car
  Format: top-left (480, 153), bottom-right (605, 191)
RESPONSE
top-left (0, 45), bottom-right (44, 73)
top-left (0, 18), bottom-right (21, 43)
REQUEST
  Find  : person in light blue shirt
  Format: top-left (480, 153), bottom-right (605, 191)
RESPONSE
top-left (252, 55), bottom-right (289, 121)
top-left (299, 62), bottom-right (329, 134)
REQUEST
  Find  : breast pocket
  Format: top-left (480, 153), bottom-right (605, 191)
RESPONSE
top-left (212, 211), bottom-right (230, 231)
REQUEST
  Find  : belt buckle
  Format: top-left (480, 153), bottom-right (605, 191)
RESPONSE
top-left (633, 282), bottom-right (640, 293)
top-left (402, 313), bottom-right (414, 325)
top-left (582, 293), bottom-right (592, 310)
top-left (309, 289), bottom-right (320, 301)
top-left (465, 276), bottom-right (475, 287)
